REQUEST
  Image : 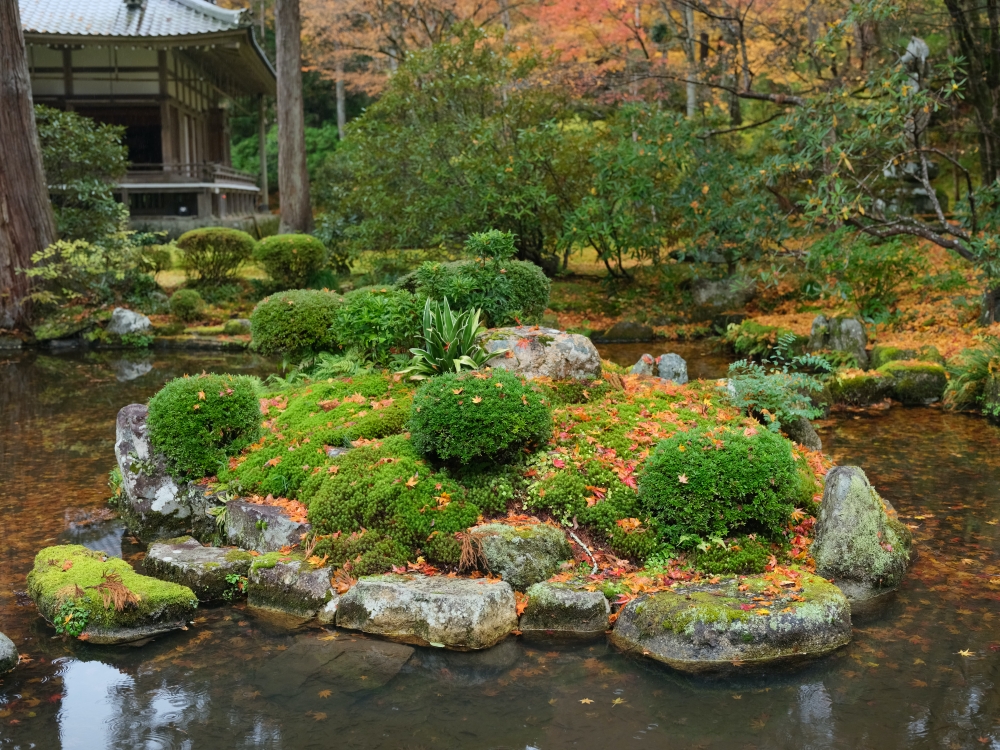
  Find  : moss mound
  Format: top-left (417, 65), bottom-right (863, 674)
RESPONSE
top-left (693, 536), bottom-right (773, 574)
top-left (828, 370), bottom-right (891, 406)
top-left (250, 289), bottom-right (342, 357)
top-left (169, 288), bottom-right (205, 322)
top-left (252, 234), bottom-right (327, 290)
top-left (876, 360), bottom-right (947, 405)
top-left (176, 227), bottom-right (255, 284)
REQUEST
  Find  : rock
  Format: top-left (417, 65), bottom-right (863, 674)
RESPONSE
top-left (520, 583), bottom-right (609, 637)
top-left (691, 276), bottom-right (756, 320)
top-left (247, 555), bottom-right (333, 618)
top-left (110, 358), bottom-right (154, 382)
top-left (223, 318), bottom-right (252, 336)
top-left (142, 537), bottom-right (252, 602)
top-left (337, 574), bottom-right (517, 650)
top-left (869, 345), bottom-right (916, 370)
top-left (27, 545), bottom-right (197, 645)
top-left (609, 569), bottom-right (851, 673)
top-left (876, 361), bottom-right (947, 405)
top-left (475, 523), bottom-right (573, 591)
top-left (827, 371), bottom-right (891, 407)
top-left (0, 335), bottom-right (23, 350)
top-left (481, 327), bottom-right (601, 381)
top-left (225, 499), bottom-right (312, 553)
top-left (812, 466), bottom-right (913, 614)
top-left (591, 321), bottom-right (654, 343)
top-left (808, 315), bottom-right (869, 369)
top-left (657, 353), bottom-right (688, 385)
top-left (405, 637), bottom-right (521, 686)
top-left (782, 416), bottom-right (822, 451)
top-left (630, 353), bottom-right (656, 376)
top-left (113, 404), bottom-right (223, 542)
top-left (106, 308), bottom-right (152, 336)
top-left (0, 633), bottom-right (18, 674)
top-left (317, 594), bottom-right (341, 625)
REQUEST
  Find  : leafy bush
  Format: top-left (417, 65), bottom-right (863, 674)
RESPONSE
top-left (945, 337), bottom-right (1000, 412)
top-left (399, 297), bottom-right (496, 380)
top-left (147, 374), bottom-right (262, 478)
top-left (723, 320), bottom-right (807, 360)
top-left (176, 228), bottom-right (257, 285)
top-left (409, 368), bottom-right (551, 464)
top-left (169, 289), bottom-right (206, 322)
top-left (333, 287), bottom-right (421, 365)
top-left (693, 536), bottom-right (773, 575)
top-left (250, 289), bottom-right (342, 358)
top-left (252, 234), bottom-right (328, 290)
top-left (637, 424), bottom-right (798, 546)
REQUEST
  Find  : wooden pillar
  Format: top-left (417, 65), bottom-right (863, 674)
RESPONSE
top-left (258, 94), bottom-right (268, 211)
top-left (61, 47), bottom-right (73, 104)
top-left (158, 50), bottom-right (172, 165)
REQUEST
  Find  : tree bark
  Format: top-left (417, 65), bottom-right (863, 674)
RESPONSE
top-left (258, 95), bottom-right (269, 211)
top-left (335, 42), bottom-right (346, 141)
top-left (0, 0), bottom-right (56, 332)
top-left (275, 0), bottom-right (312, 233)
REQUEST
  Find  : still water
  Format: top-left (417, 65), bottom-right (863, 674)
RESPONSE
top-left (1, 350), bottom-right (999, 749)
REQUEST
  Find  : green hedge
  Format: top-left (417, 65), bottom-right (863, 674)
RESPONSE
top-left (250, 289), bottom-right (342, 357)
top-left (176, 227), bottom-right (256, 284)
top-left (252, 233), bottom-right (327, 290)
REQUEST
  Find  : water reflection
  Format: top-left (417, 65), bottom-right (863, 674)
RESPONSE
top-left (58, 660), bottom-right (133, 750)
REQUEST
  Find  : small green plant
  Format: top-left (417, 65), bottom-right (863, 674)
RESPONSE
top-left (398, 297), bottom-right (499, 380)
top-left (692, 535), bottom-right (773, 574)
top-left (169, 288), bottom-right (206, 322)
top-left (54, 599), bottom-right (90, 638)
top-left (147, 373), bottom-right (262, 478)
top-left (723, 320), bottom-right (807, 360)
top-left (222, 573), bottom-right (248, 601)
top-left (176, 228), bottom-right (257, 285)
top-left (409, 368), bottom-right (551, 464)
top-left (333, 287), bottom-right (421, 365)
top-left (250, 289), bottom-right (342, 358)
top-left (945, 336), bottom-right (1000, 412)
top-left (252, 233), bottom-right (328, 290)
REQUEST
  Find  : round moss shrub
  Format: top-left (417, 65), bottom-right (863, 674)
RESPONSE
top-left (176, 227), bottom-right (256, 284)
top-left (504, 260), bottom-right (551, 323)
top-left (252, 233), bottom-right (327, 290)
top-left (637, 424), bottom-right (798, 545)
top-left (147, 373), bottom-right (262, 478)
top-left (169, 288), bottom-right (206, 322)
top-left (250, 289), bottom-right (341, 357)
top-left (409, 369), bottom-right (552, 464)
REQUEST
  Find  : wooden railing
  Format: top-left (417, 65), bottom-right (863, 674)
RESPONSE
top-left (123, 163), bottom-right (258, 188)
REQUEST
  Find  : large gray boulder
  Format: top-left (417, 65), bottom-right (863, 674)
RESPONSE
top-left (0, 633), bottom-right (18, 674)
top-left (143, 537), bottom-right (252, 602)
top-left (106, 307), bottom-right (152, 336)
top-left (225, 499), bottom-right (312, 553)
top-left (808, 315), bottom-right (869, 369)
top-left (113, 404), bottom-right (222, 542)
top-left (481, 327), bottom-right (601, 380)
top-left (812, 466), bottom-right (913, 614)
top-left (247, 557), bottom-right (334, 618)
top-left (691, 276), bottom-right (756, 320)
top-left (337, 574), bottom-right (517, 650)
top-left (609, 569), bottom-right (851, 672)
top-left (475, 523), bottom-right (573, 591)
top-left (591, 320), bottom-right (654, 343)
top-left (520, 582), bottom-right (609, 637)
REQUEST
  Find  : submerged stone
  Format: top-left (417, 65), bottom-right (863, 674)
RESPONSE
top-left (475, 522), bottom-right (573, 591)
top-left (27, 545), bottom-right (197, 645)
top-left (142, 537), bottom-right (251, 602)
top-left (225, 499), bottom-right (312, 553)
top-left (812, 466), bottom-right (913, 614)
top-left (0, 633), bottom-right (18, 674)
top-left (336, 574), bottom-right (517, 650)
top-left (519, 582), bottom-right (610, 637)
top-left (481, 327), bottom-right (602, 381)
top-left (247, 555), bottom-right (333, 618)
top-left (609, 569), bottom-right (851, 673)
top-left (876, 361), bottom-right (947, 405)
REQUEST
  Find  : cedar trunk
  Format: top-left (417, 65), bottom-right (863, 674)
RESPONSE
top-left (0, 0), bottom-right (56, 331)
top-left (275, 0), bottom-right (312, 233)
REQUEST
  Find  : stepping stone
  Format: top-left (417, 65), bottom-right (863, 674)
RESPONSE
top-left (475, 522), bottom-right (572, 591)
top-left (142, 537), bottom-right (252, 602)
top-left (226, 500), bottom-right (311, 553)
top-left (0, 633), bottom-right (17, 674)
top-left (247, 556), bottom-right (333, 618)
top-left (337, 574), bottom-right (517, 650)
top-left (519, 582), bottom-right (609, 637)
top-left (609, 568), bottom-right (851, 672)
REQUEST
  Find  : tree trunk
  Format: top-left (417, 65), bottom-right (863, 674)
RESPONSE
top-left (683, 4), bottom-right (697, 118)
top-left (0, 0), bottom-right (56, 332)
top-left (335, 43), bottom-right (346, 141)
top-left (275, 0), bottom-right (312, 233)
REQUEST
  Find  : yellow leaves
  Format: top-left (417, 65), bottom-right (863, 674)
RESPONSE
top-left (494, 382), bottom-right (503, 389)
top-left (611, 697), bottom-right (626, 706)
top-left (789, 507), bottom-right (806, 523)
top-left (405, 473), bottom-right (419, 489)
top-left (754, 608), bottom-right (771, 616)
top-left (472, 396), bottom-right (483, 404)
top-left (452, 388), bottom-right (463, 395)
top-left (910, 679), bottom-right (927, 688)
top-left (434, 492), bottom-right (451, 510)
top-left (310, 712), bottom-right (328, 721)
top-left (677, 444), bottom-right (686, 452)
top-left (197, 391), bottom-right (206, 400)
top-left (318, 689), bottom-right (332, 698)
top-left (307, 554), bottom-right (329, 568)
top-left (958, 649), bottom-right (974, 657)
top-left (677, 473), bottom-right (689, 484)
top-left (579, 698), bottom-right (594, 704)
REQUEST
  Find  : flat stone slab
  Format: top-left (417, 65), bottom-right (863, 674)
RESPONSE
top-left (0, 633), bottom-right (18, 674)
top-left (143, 537), bottom-right (252, 602)
top-left (609, 569), bottom-right (851, 673)
top-left (337, 574), bottom-right (517, 650)
top-left (520, 582), bottom-right (609, 637)
top-left (226, 500), bottom-right (311, 553)
top-left (481, 327), bottom-right (601, 380)
top-left (248, 557), bottom-right (333, 618)
top-left (475, 522), bottom-right (572, 591)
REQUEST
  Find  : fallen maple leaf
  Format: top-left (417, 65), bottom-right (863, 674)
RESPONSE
top-left (579, 698), bottom-right (594, 704)
top-left (958, 649), bottom-right (974, 657)
top-left (197, 391), bottom-right (205, 400)
top-left (318, 690), bottom-right (332, 698)
top-left (515, 591), bottom-right (529, 617)
top-left (678, 474), bottom-right (688, 484)
top-left (472, 396), bottom-right (483, 404)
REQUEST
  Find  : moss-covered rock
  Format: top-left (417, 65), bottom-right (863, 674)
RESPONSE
top-left (27, 545), bottom-right (197, 645)
top-left (876, 360), bottom-right (947, 405)
top-left (475, 523), bottom-right (573, 591)
top-left (812, 466), bottom-right (913, 614)
top-left (869, 345), bottom-right (914, 370)
top-left (142, 538), bottom-right (251, 602)
top-left (247, 556), bottom-right (333, 618)
top-left (608, 568), bottom-right (850, 672)
top-left (520, 582), bottom-right (610, 637)
top-left (828, 370), bottom-right (891, 406)
top-left (807, 315), bottom-right (869, 369)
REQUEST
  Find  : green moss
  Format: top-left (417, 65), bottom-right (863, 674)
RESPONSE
top-left (250, 289), bottom-right (342, 358)
top-left (869, 345), bottom-right (912, 370)
top-left (694, 536), bottom-right (773, 574)
top-left (723, 320), bottom-right (806, 360)
top-left (532, 377), bottom-right (612, 406)
top-left (26, 545), bottom-right (197, 633)
top-left (250, 551), bottom-right (282, 572)
top-left (828, 371), bottom-right (891, 406)
top-left (876, 360), bottom-right (947, 405)
top-left (252, 234), bottom-right (327, 290)
top-left (224, 549), bottom-right (253, 563)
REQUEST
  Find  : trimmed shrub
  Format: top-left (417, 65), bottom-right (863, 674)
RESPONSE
top-left (250, 289), bottom-right (341, 357)
top-left (252, 233), bottom-right (327, 290)
top-left (333, 287), bottom-right (422, 365)
top-left (637, 424), bottom-right (798, 545)
top-left (409, 368), bottom-right (552, 464)
top-left (147, 373), bottom-right (261, 478)
top-left (169, 288), bottom-right (206, 322)
top-left (176, 228), bottom-right (256, 284)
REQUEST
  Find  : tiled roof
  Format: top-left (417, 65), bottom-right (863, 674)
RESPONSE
top-left (20, 0), bottom-right (247, 38)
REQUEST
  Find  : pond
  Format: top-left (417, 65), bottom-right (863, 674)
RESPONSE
top-left (2, 351), bottom-right (999, 749)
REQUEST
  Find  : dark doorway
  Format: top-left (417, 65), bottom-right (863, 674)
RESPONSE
top-left (75, 106), bottom-right (162, 165)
